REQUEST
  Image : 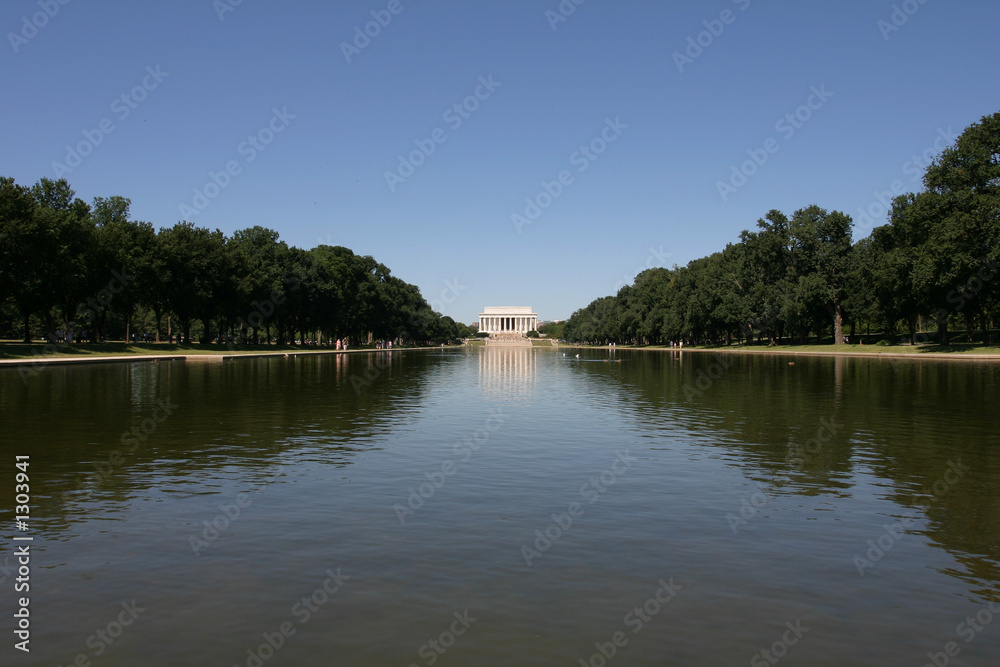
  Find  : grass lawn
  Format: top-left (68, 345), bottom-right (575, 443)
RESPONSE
top-left (619, 343), bottom-right (1000, 356)
top-left (559, 342), bottom-right (1000, 356)
top-left (685, 343), bottom-right (1000, 355)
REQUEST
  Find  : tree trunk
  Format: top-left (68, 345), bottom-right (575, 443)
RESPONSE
top-left (44, 310), bottom-right (57, 343)
top-left (936, 313), bottom-right (950, 345)
top-left (153, 309), bottom-right (162, 343)
top-left (22, 311), bottom-right (31, 343)
top-left (833, 302), bottom-right (844, 345)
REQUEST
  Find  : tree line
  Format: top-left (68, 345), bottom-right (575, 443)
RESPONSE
top-left (0, 178), bottom-right (470, 345)
top-left (564, 111), bottom-right (1000, 347)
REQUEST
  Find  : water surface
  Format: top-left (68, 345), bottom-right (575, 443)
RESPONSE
top-left (1, 348), bottom-right (998, 665)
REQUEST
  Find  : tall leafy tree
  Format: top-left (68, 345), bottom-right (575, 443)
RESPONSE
top-left (788, 205), bottom-right (854, 344)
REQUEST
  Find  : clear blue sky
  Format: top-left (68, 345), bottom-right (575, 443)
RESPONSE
top-left (3, 0), bottom-right (998, 323)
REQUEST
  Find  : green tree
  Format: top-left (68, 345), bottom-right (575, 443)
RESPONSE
top-left (788, 205), bottom-right (854, 345)
top-left (158, 222), bottom-right (229, 343)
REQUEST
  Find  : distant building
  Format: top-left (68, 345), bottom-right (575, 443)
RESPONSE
top-left (478, 307), bottom-right (538, 336)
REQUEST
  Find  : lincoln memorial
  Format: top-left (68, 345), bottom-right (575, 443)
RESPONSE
top-left (478, 306), bottom-right (538, 335)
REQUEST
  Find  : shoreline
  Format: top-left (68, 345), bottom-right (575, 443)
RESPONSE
top-left (4, 343), bottom-right (1000, 366)
top-left (0, 345), bottom-right (449, 368)
top-left (552, 344), bottom-right (1000, 362)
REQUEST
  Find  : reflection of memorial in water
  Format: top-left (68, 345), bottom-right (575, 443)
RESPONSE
top-left (478, 346), bottom-right (537, 400)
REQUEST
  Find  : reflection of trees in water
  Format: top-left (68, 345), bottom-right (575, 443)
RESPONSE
top-left (565, 349), bottom-right (1000, 598)
top-left (0, 352), bottom-right (439, 531)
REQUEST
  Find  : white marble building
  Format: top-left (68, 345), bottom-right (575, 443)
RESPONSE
top-left (478, 306), bottom-right (538, 335)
